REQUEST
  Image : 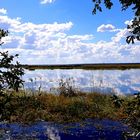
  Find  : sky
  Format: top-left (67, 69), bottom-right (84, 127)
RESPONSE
top-left (0, 0), bottom-right (140, 64)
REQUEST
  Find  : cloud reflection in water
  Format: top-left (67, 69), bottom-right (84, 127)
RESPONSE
top-left (23, 69), bottom-right (140, 95)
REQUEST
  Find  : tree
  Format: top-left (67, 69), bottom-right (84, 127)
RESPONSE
top-left (0, 29), bottom-right (24, 121)
top-left (0, 29), bottom-right (24, 93)
top-left (92, 0), bottom-right (140, 44)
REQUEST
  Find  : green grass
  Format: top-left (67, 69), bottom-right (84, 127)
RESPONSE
top-left (0, 90), bottom-right (130, 124)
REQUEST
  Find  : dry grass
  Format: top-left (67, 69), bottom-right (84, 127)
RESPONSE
top-left (0, 91), bottom-right (130, 124)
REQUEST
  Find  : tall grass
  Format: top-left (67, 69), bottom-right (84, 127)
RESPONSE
top-left (0, 90), bottom-right (129, 124)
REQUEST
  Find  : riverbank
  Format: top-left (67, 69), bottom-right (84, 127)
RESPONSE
top-left (0, 90), bottom-right (137, 124)
top-left (22, 63), bottom-right (140, 70)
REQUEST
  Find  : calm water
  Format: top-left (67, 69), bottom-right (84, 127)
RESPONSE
top-left (23, 69), bottom-right (140, 95)
top-left (0, 119), bottom-right (136, 140)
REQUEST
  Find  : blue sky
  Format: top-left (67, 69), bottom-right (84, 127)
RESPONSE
top-left (0, 0), bottom-right (139, 64)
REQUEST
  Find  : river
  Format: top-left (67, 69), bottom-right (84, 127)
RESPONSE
top-left (23, 69), bottom-right (140, 95)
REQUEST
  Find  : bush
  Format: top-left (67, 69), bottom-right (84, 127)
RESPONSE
top-left (58, 78), bottom-right (78, 97)
top-left (125, 93), bottom-right (140, 131)
top-left (0, 29), bottom-right (24, 121)
top-left (0, 29), bottom-right (24, 92)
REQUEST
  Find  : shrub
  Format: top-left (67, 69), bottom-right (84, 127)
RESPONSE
top-left (125, 93), bottom-right (140, 131)
top-left (0, 29), bottom-right (24, 92)
top-left (58, 78), bottom-right (78, 97)
top-left (0, 29), bottom-right (24, 121)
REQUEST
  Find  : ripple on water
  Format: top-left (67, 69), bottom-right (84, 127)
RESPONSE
top-left (0, 119), bottom-right (139, 140)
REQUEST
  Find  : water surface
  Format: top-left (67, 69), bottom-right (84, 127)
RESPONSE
top-left (0, 119), bottom-right (135, 140)
top-left (23, 69), bottom-right (140, 95)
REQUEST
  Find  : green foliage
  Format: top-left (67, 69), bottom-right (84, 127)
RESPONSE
top-left (92, 0), bottom-right (140, 44)
top-left (125, 93), bottom-right (140, 131)
top-left (0, 29), bottom-right (24, 92)
top-left (111, 94), bottom-right (124, 108)
top-left (110, 93), bottom-right (140, 133)
top-left (0, 52), bottom-right (24, 92)
top-left (0, 29), bottom-right (24, 121)
top-left (92, 0), bottom-right (113, 14)
top-left (66, 100), bottom-right (87, 117)
top-left (0, 29), bottom-right (8, 45)
top-left (126, 17), bottom-right (140, 44)
top-left (0, 93), bottom-right (18, 121)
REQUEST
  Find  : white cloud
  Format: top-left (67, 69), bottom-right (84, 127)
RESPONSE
top-left (0, 8), bottom-right (7, 14)
top-left (40, 0), bottom-right (55, 4)
top-left (97, 24), bottom-right (120, 32)
top-left (0, 9), bottom-right (140, 64)
top-left (125, 20), bottom-right (132, 25)
top-left (111, 28), bottom-right (129, 42)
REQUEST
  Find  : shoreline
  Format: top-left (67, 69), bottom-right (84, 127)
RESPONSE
top-left (22, 63), bottom-right (140, 70)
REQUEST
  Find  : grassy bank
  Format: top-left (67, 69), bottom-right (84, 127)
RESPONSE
top-left (23, 63), bottom-right (140, 70)
top-left (1, 90), bottom-right (138, 124)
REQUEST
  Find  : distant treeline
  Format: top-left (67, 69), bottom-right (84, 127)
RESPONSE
top-left (22, 63), bottom-right (140, 70)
